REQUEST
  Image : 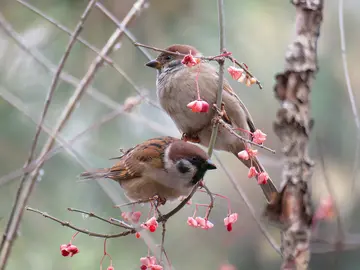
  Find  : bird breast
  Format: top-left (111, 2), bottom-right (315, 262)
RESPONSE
top-left (156, 64), bottom-right (218, 134)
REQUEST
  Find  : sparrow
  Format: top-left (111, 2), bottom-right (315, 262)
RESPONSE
top-left (80, 136), bottom-right (216, 203)
top-left (145, 44), bottom-right (278, 202)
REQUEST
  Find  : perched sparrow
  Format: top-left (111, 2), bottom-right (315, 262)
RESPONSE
top-left (145, 44), bottom-right (278, 202)
top-left (80, 136), bottom-right (216, 203)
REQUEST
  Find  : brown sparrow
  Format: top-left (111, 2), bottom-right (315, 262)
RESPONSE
top-left (80, 136), bottom-right (216, 203)
top-left (145, 44), bottom-right (278, 202)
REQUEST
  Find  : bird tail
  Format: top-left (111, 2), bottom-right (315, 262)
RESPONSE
top-left (234, 153), bottom-right (278, 203)
top-left (79, 168), bottom-right (110, 179)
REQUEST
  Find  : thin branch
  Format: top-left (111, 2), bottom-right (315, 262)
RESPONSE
top-left (214, 153), bottom-right (281, 255)
top-left (160, 222), bottom-right (166, 263)
top-left (201, 184), bottom-right (214, 219)
top-left (207, 0), bottom-right (225, 157)
top-left (216, 117), bottom-right (276, 153)
top-left (0, 11), bottom-right (149, 116)
top-left (67, 208), bottom-right (133, 230)
top-left (95, 2), bottom-right (153, 60)
top-left (157, 183), bottom-right (199, 223)
top-left (338, 0), bottom-right (360, 206)
top-left (0, 1), bottom-right (148, 267)
top-left (316, 137), bottom-right (344, 246)
top-left (0, 86), bottom-right (106, 180)
top-left (15, 0), bottom-right (161, 110)
top-left (16, 0), bottom-right (113, 64)
top-left (225, 55), bottom-right (263, 89)
top-left (0, 1), bottom-right (97, 266)
top-left (26, 207), bottom-right (136, 239)
top-left (134, 42), bottom-right (262, 88)
top-left (0, 92), bottom-right (143, 186)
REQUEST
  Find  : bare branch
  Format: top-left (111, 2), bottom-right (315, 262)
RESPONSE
top-left (134, 42), bottom-right (262, 88)
top-left (338, 0), bottom-right (360, 207)
top-left (0, 10), bottom-right (155, 115)
top-left (0, 92), bottom-right (143, 186)
top-left (26, 207), bottom-right (136, 239)
top-left (0, 1), bottom-right (97, 266)
top-left (15, 0), bottom-right (161, 110)
top-left (207, 0), bottom-right (225, 157)
top-left (95, 2), bottom-right (153, 60)
top-left (67, 208), bottom-right (133, 230)
top-left (316, 138), bottom-right (344, 248)
top-left (214, 153), bottom-right (281, 256)
top-left (0, 1), bottom-right (148, 268)
top-left (216, 117), bottom-right (276, 153)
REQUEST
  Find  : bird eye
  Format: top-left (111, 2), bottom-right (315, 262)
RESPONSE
top-left (176, 160), bottom-right (191, 174)
top-left (165, 55), bottom-right (172, 60)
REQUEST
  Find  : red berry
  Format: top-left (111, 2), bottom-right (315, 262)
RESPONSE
top-left (149, 225), bottom-right (156, 232)
top-left (226, 223), bottom-right (232, 232)
top-left (67, 244), bottom-right (79, 257)
top-left (140, 265), bottom-right (147, 270)
top-left (60, 244), bottom-right (70, 257)
top-left (107, 266), bottom-right (114, 270)
top-left (135, 232), bottom-right (141, 239)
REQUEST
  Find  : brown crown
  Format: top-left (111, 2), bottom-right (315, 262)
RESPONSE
top-left (168, 140), bottom-right (209, 162)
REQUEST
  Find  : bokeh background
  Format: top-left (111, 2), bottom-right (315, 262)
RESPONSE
top-left (0, 0), bottom-right (360, 269)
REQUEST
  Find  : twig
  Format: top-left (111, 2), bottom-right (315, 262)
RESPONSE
top-left (95, 2), bottom-right (153, 61)
top-left (0, 11), bottom-right (153, 118)
top-left (160, 222), bottom-right (166, 263)
top-left (225, 55), bottom-right (263, 89)
top-left (156, 0), bottom-right (226, 228)
top-left (15, 0), bottom-right (161, 110)
top-left (316, 137), bottom-right (344, 247)
top-left (134, 42), bottom-right (262, 89)
top-left (134, 42), bottom-right (227, 62)
top-left (216, 117), bottom-right (276, 154)
top-left (157, 183), bottom-right (199, 223)
top-left (214, 153), bottom-right (281, 255)
top-left (26, 207), bottom-right (136, 239)
top-left (16, 0), bottom-right (113, 64)
top-left (113, 197), bottom-right (157, 208)
top-left (201, 184), bottom-right (214, 219)
top-left (0, 93), bottom-right (144, 187)
top-left (0, 1), bottom-right (148, 268)
top-left (0, 1), bottom-right (97, 266)
top-left (0, 90), bottom-right (160, 262)
top-left (67, 208), bottom-right (133, 230)
top-left (0, 86), bottom-right (111, 182)
top-left (338, 0), bottom-right (360, 208)
top-left (207, 0), bottom-right (225, 157)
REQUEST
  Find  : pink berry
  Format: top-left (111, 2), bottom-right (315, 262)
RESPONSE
top-left (149, 224), bottom-right (156, 232)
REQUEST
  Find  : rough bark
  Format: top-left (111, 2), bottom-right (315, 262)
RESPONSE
top-left (264, 0), bottom-right (324, 269)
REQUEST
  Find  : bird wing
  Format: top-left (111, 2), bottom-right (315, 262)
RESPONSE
top-left (106, 136), bottom-right (177, 181)
top-left (211, 64), bottom-right (256, 132)
top-left (223, 79), bottom-right (257, 133)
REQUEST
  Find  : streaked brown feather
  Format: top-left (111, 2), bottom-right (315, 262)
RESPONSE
top-left (106, 136), bottom-right (177, 182)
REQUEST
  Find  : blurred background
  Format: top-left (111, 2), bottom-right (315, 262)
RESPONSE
top-left (0, 0), bottom-right (360, 269)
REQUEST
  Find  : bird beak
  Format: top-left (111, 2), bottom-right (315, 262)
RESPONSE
top-left (205, 159), bottom-right (217, 170)
top-left (145, 59), bottom-right (162, 70)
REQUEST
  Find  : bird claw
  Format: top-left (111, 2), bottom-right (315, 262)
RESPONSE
top-left (213, 102), bottom-right (231, 124)
top-left (152, 195), bottom-right (167, 206)
top-left (181, 133), bottom-right (201, 143)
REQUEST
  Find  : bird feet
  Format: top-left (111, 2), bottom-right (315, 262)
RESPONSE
top-left (213, 102), bottom-right (231, 124)
top-left (152, 195), bottom-right (167, 206)
top-left (181, 133), bottom-right (201, 143)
